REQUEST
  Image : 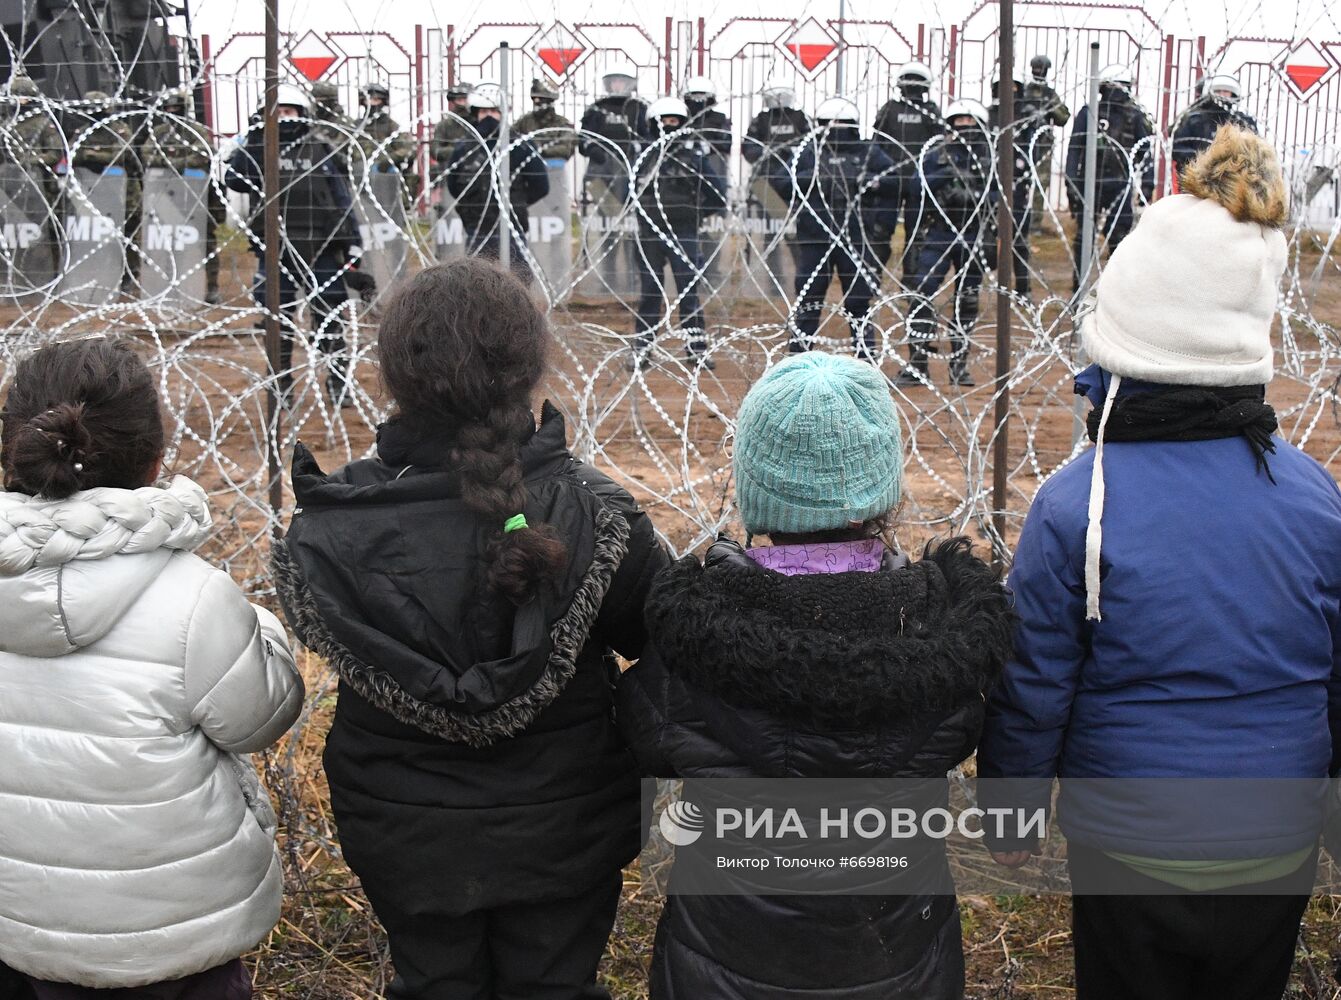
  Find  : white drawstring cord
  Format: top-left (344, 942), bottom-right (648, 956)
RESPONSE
top-left (1084, 373), bottom-right (1122, 621)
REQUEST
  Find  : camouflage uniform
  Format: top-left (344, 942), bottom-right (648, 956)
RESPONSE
top-left (1, 75), bottom-right (63, 272)
top-left (310, 82), bottom-right (356, 171)
top-left (73, 90), bottom-right (141, 286)
top-left (432, 95), bottom-right (473, 174)
top-left (141, 90), bottom-right (224, 301)
top-left (356, 85), bottom-right (419, 208)
top-left (513, 106), bottom-right (577, 161)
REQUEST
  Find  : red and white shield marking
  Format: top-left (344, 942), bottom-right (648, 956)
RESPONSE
top-left (782, 18), bottom-right (837, 75)
top-left (290, 31), bottom-right (340, 82)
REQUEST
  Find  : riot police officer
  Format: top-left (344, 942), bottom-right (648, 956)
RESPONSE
top-left (629, 96), bottom-right (727, 369)
top-left (142, 87), bottom-right (224, 304)
top-left (1, 74), bottom-right (63, 275)
top-left (355, 81), bottom-right (417, 210)
top-left (682, 76), bottom-right (732, 159)
top-left (1023, 54), bottom-right (1070, 229)
top-left (743, 79), bottom-right (810, 181)
top-left (578, 63), bottom-right (648, 202)
top-left (789, 97), bottom-right (897, 357)
top-left (871, 62), bottom-right (943, 277)
top-left (1066, 64), bottom-right (1154, 288)
top-left (445, 82), bottom-right (549, 284)
top-left (310, 80), bottom-right (355, 169)
top-left (432, 82), bottom-right (473, 181)
top-left (74, 90), bottom-right (141, 294)
top-left (899, 99), bottom-right (995, 388)
top-left (225, 84), bottom-right (374, 407)
top-left (513, 79), bottom-right (577, 161)
top-left (1171, 73), bottom-right (1257, 175)
top-left (989, 77), bottom-right (1044, 295)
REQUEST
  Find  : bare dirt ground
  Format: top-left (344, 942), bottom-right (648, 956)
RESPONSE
top-left (11, 228), bottom-right (1338, 998)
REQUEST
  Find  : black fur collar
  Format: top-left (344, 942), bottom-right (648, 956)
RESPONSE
top-left (645, 537), bottom-right (1014, 729)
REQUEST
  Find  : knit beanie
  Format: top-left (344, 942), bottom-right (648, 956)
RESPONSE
top-left (1078, 125), bottom-right (1288, 387)
top-left (1079, 126), bottom-right (1288, 621)
top-left (733, 352), bottom-right (903, 535)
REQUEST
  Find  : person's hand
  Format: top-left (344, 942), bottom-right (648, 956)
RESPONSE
top-left (343, 268), bottom-right (377, 303)
top-left (991, 850), bottom-right (1033, 868)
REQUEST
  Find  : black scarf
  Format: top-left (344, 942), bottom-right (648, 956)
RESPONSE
top-left (1086, 384), bottom-right (1279, 484)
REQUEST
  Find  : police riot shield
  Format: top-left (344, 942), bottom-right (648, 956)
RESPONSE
top-left (356, 168), bottom-right (409, 301)
top-left (58, 166), bottom-right (127, 306)
top-left (527, 160), bottom-right (573, 296)
top-left (434, 176), bottom-right (466, 263)
top-left (141, 167), bottom-right (208, 305)
top-left (576, 170), bottom-right (640, 300)
top-left (0, 162), bottom-right (59, 299)
top-left (741, 172), bottom-right (797, 299)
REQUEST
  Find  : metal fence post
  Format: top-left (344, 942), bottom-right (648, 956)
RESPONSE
top-left (263, 0), bottom-right (284, 538)
top-left (1071, 41), bottom-right (1102, 448)
top-left (991, 0), bottom-right (1015, 567)
top-left (498, 42), bottom-right (511, 273)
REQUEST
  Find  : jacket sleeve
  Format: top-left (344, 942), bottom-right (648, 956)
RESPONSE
top-left (742, 112), bottom-right (767, 163)
top-left (578, 106), bottom-right (607, 162)
top-left (1065, 105), bottom-right (1087, 181)
top-left (616, 645), bottom-right (681, 778)
top-left (700, 153), bottom-right (728, 212)
top-left (590, 481), bottom-right (671, 660)
top-left (432, 117), bottom-right (454, 164)
top-left (1049, 91), bottom-right (1072, 127)
top-left (225, 137), bottom-right (261, 194)
top-left (517, 141), bottom-right (550, 205)
top-left (977, 485), bottom-right (1087, 847)
top-left (184, 570), bottom-right (305, 754)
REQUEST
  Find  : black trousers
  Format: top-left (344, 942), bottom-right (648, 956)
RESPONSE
top-left (374, 871), bottom-right (623, 1000)
top-left (1068, 844), bottom-right (1312, 1000)
top-left (790, 237), bottom-right (878, 353)
top-left (253, 249), bottom-right (349, 392)
top-left (635, 226), bottom-right (707, 353)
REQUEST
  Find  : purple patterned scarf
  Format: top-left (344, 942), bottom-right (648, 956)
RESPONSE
top-left (746, 538), bottom-right (885, 576)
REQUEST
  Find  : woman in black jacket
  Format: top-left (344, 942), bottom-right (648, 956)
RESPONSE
top-left (274, 259), bottom-right (668, 999)
top-left (618, 351), bottom-right (1014, 999)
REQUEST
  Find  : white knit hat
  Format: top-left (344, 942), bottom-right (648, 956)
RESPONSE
top-left (1079, 125), bottom-right (1288, 620)
top-left (1079, 129), bottom-right (1288, 387)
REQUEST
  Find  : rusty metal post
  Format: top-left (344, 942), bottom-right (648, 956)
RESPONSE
top-left (991, 0), bottom-right (1014, 566)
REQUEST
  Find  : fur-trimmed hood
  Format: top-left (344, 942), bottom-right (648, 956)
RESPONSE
top-left (644, 537), bottom-right (1014, 730)
top-left (272, 405), bottom-right (635, 747)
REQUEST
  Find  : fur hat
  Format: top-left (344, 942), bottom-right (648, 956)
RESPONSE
top-left (1079, 125), bottom-right (1288, 387)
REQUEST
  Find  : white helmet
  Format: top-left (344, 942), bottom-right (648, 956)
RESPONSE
top-left (602, 62), bottom-right (639, 97)
top-left (896, 62), bottom-right (934, 89)
top-left (761, 78), bottom-right (795, 110)
top-left (944, 98), bottom-right (989, 129)
top-left (1098, 64), bottom-right (1133, 91)
top-left (647, 95), bottom-right (689, 126)
top-left (815, 96), bottom-right (860, 124)
top-left (467, 82), bottom-right (503, 110)
top-left (683, 75), bottom-right (716, 101)
top-left (275, 83), bottom-right (310, 111)
top-left (1203, 72), bottom-right (1242, 103)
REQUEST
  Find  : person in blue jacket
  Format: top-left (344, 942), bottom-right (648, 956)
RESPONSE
top-left (898, 99), bottom-right (995, 388)
top-left (788, 96), bottom-right (897, 357)
top-left (446, 81), bottom-right (550, 285)
top-left (978, 127), bottom-right (1341, 1000)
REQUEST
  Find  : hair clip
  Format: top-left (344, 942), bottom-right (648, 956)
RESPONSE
top-left (73, 462), bottom-right (84, 473)
top-left (503, 514), bottom-right (528, 533)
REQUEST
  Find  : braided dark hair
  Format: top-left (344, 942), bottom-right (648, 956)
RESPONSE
top-left (1, 340), bottom-right (164, 499)
top-left (378, 260), bottom-right (566, 605)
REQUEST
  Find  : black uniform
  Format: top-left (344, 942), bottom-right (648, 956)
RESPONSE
top-left (989, 87), bottom-right (1040, 295)
top-left (1019, 76), bottom-right (1071, 232)
top-left (905, 125), bottom-right (996, 382)
top-left (226, 118), bottom-right (361, 400)
top-left (1171, 97), bottom-right (1258, 175)
top-left (790, 125), bottom-right (898, 355)
top-left (274, 405), bottom-right (669, 1000)
top-left (617, 537), bottom-right (1012, 1000)
top-left (1065, 91), bottom-right (1154, 287)
top-left (742, 106), bottom-right (811, 180)
top-left (446, 116), bottom-right (550, 284)
top-left (871, 93), bottom-right (943, 274)
top-left (579, 95), bottom-right (649, 202)
top-left (633, 130), bottom-right (727, 355)
top-left (686, 104), bottom-right (732, 160)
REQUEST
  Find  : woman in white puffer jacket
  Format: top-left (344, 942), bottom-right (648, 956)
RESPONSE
top-left (0, 340), bottom-right (303, 999)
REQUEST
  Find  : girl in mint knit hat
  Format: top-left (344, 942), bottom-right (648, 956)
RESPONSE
top-left (618, 352), bottom-right (1015, 999)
